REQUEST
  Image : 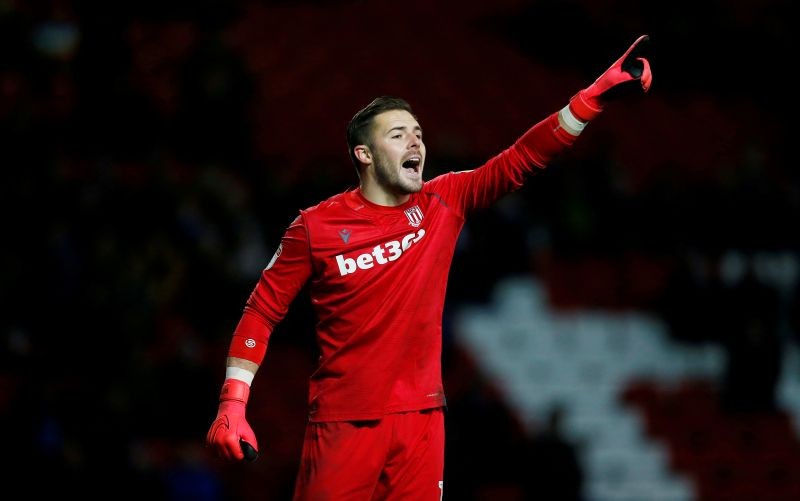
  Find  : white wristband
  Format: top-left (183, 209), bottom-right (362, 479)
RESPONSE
top-left (558, 104), bottom-right (587, 136)
top-left (226, 366), bottom-right (255, 386)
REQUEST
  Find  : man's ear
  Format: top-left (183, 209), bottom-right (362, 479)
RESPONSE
top-left (354, 145), bottom-right (371, 165)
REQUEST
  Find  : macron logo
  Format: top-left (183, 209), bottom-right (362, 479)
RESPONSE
top-left (336, 229), bottom-right (426, 276)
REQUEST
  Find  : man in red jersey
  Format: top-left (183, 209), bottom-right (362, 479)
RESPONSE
top-left (206, 35), bottom-right (653, 500)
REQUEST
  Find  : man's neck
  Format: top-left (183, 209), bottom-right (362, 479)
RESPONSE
top-left (359, 182), bottom-right (410, 207)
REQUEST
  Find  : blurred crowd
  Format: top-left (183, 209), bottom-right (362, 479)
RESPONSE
top-left (1, 0), bottom-right (797, 499)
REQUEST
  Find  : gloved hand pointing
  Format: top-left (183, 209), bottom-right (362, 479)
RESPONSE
top-left (570, 34), bottom-right (653, 121)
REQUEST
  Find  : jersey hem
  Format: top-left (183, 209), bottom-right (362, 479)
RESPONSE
top-left (307, 398), bottom-right (447, 423)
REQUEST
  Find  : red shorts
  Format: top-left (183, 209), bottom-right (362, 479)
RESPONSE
top-left (293, 408), bottom-right (445, 501)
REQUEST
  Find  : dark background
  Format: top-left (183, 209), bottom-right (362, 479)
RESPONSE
top-left (1, 0), bottom-right (797, 499)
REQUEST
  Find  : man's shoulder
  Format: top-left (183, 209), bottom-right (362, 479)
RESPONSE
top-left (420, 170), bottom-right (469, 197)
top-left (300, 189), bottom-right (352, 217)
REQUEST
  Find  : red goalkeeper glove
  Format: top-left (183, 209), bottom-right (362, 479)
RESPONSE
top-left (570, 34), bottom-right (653, 121)
top-left (206, 378), bottom-right (260, 462)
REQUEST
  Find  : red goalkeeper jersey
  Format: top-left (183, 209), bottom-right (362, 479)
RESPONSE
top-left (232, 119), bottom-right (559, 422)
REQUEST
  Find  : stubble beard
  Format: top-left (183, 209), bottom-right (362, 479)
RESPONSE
top-left (373, 152), bottom-right (423, 195)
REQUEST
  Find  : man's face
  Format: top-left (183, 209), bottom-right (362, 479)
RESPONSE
top-left (367, 109), bottom-right (426, 195)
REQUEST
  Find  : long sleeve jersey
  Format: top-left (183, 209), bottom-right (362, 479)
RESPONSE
top-left (229, 111), bottom-right (575, 422)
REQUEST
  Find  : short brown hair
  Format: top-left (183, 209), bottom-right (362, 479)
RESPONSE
top-left (346, 96), bottom-right (416, 171)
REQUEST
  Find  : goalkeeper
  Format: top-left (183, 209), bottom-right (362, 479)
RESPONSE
top-left (206, 35), bottom-right (653, 500)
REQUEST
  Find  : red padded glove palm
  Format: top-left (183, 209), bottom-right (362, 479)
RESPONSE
top-left (570, 34), bottom-right (653, 121)
top-left (206, 378), bottom-right (259, 461)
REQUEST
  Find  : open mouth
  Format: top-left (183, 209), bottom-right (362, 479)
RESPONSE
top-left (402, 157), bottom-right (421, 173)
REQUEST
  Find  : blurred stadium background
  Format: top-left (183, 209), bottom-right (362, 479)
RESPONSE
top-left (2, 0), bottom-right (797, 499)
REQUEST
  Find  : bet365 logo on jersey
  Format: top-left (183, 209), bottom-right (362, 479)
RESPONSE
top-left (335, 229), bottom-right (426, 276)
